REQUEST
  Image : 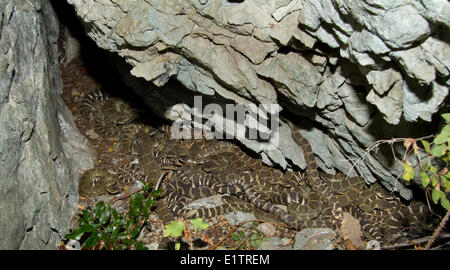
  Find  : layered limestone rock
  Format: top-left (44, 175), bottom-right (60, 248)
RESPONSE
top-left (67, 0), bottom-right (449, 199)
top-left (298, 0), bottom-right (449, 124)
top-left (0, 0), bottom-right (94, 249)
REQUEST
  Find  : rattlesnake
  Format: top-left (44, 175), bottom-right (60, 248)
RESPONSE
top-left (151, 129), bottom-right (372, 237)
top-left (158, 120), bottom-right (437, 242)
top-left (288, 121), bottom-right (437, 241)
top-left (77, 90), bottom-right (155, 197)
top-left (77, 90), bottom-right (437, 242)
top-left (57, 22), bottom-right (66, 63)
top-left (78, 168), bottom-right (121, 197)
top-left (79, 89), bottom-right (139, 142)
top-left (162, 148), bottom-right (373, 237)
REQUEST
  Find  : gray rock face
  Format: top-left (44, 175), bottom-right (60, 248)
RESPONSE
top-left (66, 0), bottom-right (449, 200)
top-left (293, 228), bottom-right (335, 250)
top-left (258, 237), bottom-right (293, 250)
top-left (0, 0), bottom-right (94, 249)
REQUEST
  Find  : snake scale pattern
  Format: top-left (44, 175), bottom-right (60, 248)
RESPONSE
top-left (78, 89), bottom-right (438, 244)
top-left (160, 131), bottom-right (384, 240)
top-left (57, 23), bottom-right (66, 63)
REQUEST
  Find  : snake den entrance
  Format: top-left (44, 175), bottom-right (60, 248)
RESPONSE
top-left (54, 3), bottom-right (448, 251)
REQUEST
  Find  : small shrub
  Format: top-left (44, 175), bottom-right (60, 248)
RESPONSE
top-left (65, 183), bottom-right (162, 249)
top-left (402, 113), bottom-right (450, 210)
top-left (163, 217), bottom-right (210, 250)
top-left (230, 222), bottom-right (264, 250)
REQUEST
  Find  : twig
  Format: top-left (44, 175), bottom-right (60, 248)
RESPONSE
top-left (381, 233), bottom-right (450, 249)
top-left (109, 187), bottom-right (143, 205)
top-left (209, 219), bottom-right (290, 250)
top-left (424, 208), bottom-right (450, 250)
top-left (345, 135), bottom-right (435, 179)
top-left (209, 220), bottom-right (255, 250)
top-left (233, 235), bottom-right (266, 250)
top-left (184, 225), bottom-right (193, 250)
top-left (188, 139), bottom-right (197, 149)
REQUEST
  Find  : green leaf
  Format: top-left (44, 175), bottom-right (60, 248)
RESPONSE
top-left (429, 166), bottom-right (438, 173)
top-left (163, 220), bottom-right (185, 237)
top-left (93, 201), bottom-right (105, 215)
top-left (99, 205), bottom-right (111, 225)
top-left (421, 171), bottom-right (430, 188)
top-left (421, 140), bottom-right (431, 153)
top-left (111, 225), bottom-right (121, 239)
top-left (444, 175), bottom-right (449, 190)
top-left (111, 209), bottom-right (121, 225)
top-left (402, 162), bottom-right (415, 181)
top-left (105, 223), bottom-right (113, 233)
top-left (440, 196), bottom-right (450, 210)
top-left (190, 218), bottom-right (209, 232)
top-left (65, 223), bottom-right (97, 240)
top-left (441, 124), bottom-right (450, 136)
top-left (100, 232), bottom-right (110, 244)
top-left (175, 242), bottom-right (181, 250)
top-left (133, 192), bottom-right (145, 202)
top-left (152, 189), bottom-right (163, 199)
top-left (116, 214), bottom-right (126, 227)
top-left (431, 144), bottom-right (447, 157)
top-left (125, 219), bottom-right (134, 233)
top-left (129, 193), bottom-right (145, 219)
top-left (431, 188), bottom-right (441, 204)
top-left (136, 242), bottom-right (148, 250)
top-left (430, 174), bottom-right (438, 187)
top-left (249, 233), bottom-right (262, 248)
top-left (116, 232), bottom-right (128, 241)
top-left (434, 128), bottom-right (449, 145)
top-left (113, 243), bottom-right (125, 250)
top-left (442, 113), bottom-right (450, 123)
top-left (81, 210), bottom-right (94, 224)
top-left (143, 182), bottom-right (153, 193)
top-left (93, 201), bottom-right (110, 224)
top-left (130, 222), bottom-right (142, 239)
top-left (231, 233), bottom-right (241, 241)
top-left (84, 232), bottom-right (101, 249)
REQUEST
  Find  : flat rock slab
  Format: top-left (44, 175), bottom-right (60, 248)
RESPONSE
top-left (258, 237), bottom-right (293, 250)
top-left (224, 211), bottom-right (257, 228)
top-left (293, 228), bottom-right (336, 250)
top-left (257, 222), bottom-right (277, 237)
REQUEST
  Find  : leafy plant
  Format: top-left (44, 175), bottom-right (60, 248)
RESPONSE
top-left (402, 113), bottom-right (450, 210)
top-left (190, 217), bottom-right (210, 231)
top-left (230, 222), bottom-right (264, 250)
top-left (231, 230), bottom-right (264, 250)
top-left (163, 217), bottom-right (210, 250)
top-left (65, 182), bottom-right (162, 249)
